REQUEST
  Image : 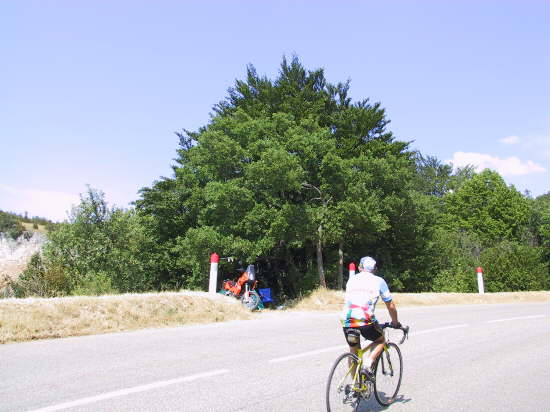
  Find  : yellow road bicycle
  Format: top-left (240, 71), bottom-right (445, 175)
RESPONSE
top-left (326, 322), bottom-right (410, 411)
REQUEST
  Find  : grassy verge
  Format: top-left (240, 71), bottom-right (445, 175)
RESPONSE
top-left (2, 289), bottom-right (549, 344)
top-left (0, 292), bottom-right (251, 344)
top-left (291, 288), bottom-right (550, 311)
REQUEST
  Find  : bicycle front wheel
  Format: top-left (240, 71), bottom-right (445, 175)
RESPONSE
top-left (241, 290), bottom-right (260, 310)
top-left (373, 342), bottom-right (403, 406)
top-left (326, 353), bottom-right (359, 412)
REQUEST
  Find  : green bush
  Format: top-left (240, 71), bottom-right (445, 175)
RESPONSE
top-left (429, 229), bottom-right (481, 292)
top-left (0, 211), bottom-right (25, 240)
top-left (480, 241), bottom-right (549, 291)
top-left (72, 272), bottom-right (117, 296)
top-left (432, 268), bottom-right (477, 292)
top-left (42, 187), bottom-right (160, 295)
top-left (12, 253), bottom-right (71, 297)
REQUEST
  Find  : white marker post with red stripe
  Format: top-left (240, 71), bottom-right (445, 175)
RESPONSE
top-left (209, 253), bottom-right (219, 294)
top-left (476, 266), bottom-right (485, 294)
top-left (349, 262), bottom-right (356, 277)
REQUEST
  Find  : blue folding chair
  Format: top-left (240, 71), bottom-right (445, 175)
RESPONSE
top-left (258, 288), bottom-right (274, 305)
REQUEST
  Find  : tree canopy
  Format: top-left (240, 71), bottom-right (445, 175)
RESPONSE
top-left (135, 57), bottom-right (429, 295)
top-left (6, 57), bottom-right (549, 298)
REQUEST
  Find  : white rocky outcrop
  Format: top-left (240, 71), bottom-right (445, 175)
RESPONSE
top-left (0, 232), bottom-right (47, 278)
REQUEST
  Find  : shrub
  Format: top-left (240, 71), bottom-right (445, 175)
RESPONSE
top-left (480, 241), bottom-right (549, 291)
top-left (432, 268), bottom-right (477, 292)
top-left (429, 229), bottom-right (481, 292)
top-left (0, 211), bottom-right (25, 240)
top-left (12, 253), bottom-right (71, 297)
top-left (72, 272), bottom-right (117, 296)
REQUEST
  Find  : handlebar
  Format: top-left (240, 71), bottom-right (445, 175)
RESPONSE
top-left (380, 322), bottom-right (410, 345)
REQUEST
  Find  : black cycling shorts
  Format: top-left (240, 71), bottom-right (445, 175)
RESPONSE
top-left (343, 323), bottom-right (383, 346)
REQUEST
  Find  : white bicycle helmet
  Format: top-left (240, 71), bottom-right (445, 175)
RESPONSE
top-left (358, 256), bottom-right (376, 271)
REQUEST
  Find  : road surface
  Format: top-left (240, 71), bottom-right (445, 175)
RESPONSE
top-left (1, 302), bottom-right (549, 411)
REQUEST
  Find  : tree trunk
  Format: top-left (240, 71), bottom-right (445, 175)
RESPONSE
top-left (316, 225), bottom-right (327, 288)
top-left (285, 253), bottom-right (299, 298)
top-left (338, 240), bottom-right (344, 290)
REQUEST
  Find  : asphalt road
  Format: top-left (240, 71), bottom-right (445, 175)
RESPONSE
top-left (1, 302), bottom-right (549, 412)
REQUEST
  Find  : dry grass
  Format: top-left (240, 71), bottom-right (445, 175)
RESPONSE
top-left (1, 271), bottom-right (22, 289)
top-left (291, 288), bottom-right (550, 311)
top-left (20, 223), bottom-right (48, 233)
top-left (0, 291), bottom-right (252, 344)
top-left (2, 288), bottom-right (550, 344)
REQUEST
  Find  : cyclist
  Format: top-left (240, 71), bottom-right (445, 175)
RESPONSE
top-left (340, 256), bottom-right (400, 375)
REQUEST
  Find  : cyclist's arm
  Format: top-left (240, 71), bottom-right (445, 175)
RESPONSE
top-left (379, 278), bottom-right (399, 326)
top-left (384, 299), bottom-right (399, 326)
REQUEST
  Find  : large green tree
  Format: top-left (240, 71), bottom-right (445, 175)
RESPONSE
top-left (441, 170), bottom-right (531, 246)
top-left (136, 57), bottom-right (417, 295)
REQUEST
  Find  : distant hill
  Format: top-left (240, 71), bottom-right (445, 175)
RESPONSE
top-left (0, 210), bottom-right (55, 239)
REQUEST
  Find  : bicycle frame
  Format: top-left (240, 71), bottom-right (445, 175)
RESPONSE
top-left (338, 341), bottom-right (386, 395)
top-left (333, 346), bottom-right (371, 400)
top-left (331, 323), bottom-right (409, 404)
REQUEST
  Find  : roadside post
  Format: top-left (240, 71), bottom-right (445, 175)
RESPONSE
top-left (349, 262), bottom-right (356, 277)
top-left (209, 253), bottom-right (219, 294)
top-left (476, 266), bottom-right (485, 294)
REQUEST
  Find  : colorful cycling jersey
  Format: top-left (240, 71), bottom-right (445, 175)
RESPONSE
top-left (340, 271), bottom-right (393, 327)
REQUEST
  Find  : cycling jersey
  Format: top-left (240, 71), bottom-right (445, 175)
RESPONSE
top-left (340, 271), bottom-right (393, 327)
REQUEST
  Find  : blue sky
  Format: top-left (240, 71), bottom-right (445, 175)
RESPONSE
top-left (2, 1), bottom-right (549, 221)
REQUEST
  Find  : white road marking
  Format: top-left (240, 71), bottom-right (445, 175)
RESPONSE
top-left (29, 369), bottom-right (229, 412)
top-left (410, 324), bottom-right (469, 336)
top-left (269, 324), bottom-right (472, 363)
top-left (269, 345), bottom-right (346, 363)
top-left (486, 314), bottom-right (546, 323)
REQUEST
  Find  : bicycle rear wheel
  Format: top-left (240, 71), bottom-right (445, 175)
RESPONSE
top-left (326, 353), bottom-right (359, 412)
top-left (373, 342), bottom-right (403, 406)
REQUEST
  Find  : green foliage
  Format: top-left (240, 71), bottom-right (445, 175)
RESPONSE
top-left (0, 210), bottom-right (26, 239)
top-left (429, 231), bottom-right (550, 293)
top-left (136, 56), bottom-right (419, 295)
top-left (72, 272), bottom-right (116, 296)
top-left (430, 230), bottom-right (481, 292)
top-left (414, 154), bottom-right (476, 197)
top-left (529, 193), bottom-right (550, 255)
top-left (11, 57), bottom-right (548, 298)
top-left (133, 57), bottom-right (549, 296)
top-left (480, 241), bottom-right (549, 291)
top-left (12, 253), bottom-right (71, 298)
top-left (441, 170), bottom-right (531, 246)
top-left (0, 210), bottom-right (57, 239)
top-left (39, 187), bottom-right (160, 295)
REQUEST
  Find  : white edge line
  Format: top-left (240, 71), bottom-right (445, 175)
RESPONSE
top-left (486, 314), bottom-right (546, 323)
top-left (29, 369), bottom-right (229, 412)
top-left (269, 345), bottom-right (347, 363)
top-left (410, 324), bottom-right (469, 336)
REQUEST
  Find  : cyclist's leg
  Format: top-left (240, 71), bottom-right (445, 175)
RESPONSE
top-left (349, 342), bottom-right (361, 356)
top-left (343, 327), bottom-right (362, 375)
top-left (365, 336), bottom-right (385, 368)
top-left (343, 327), bottom-right (362, 354)
top-left (360, 324), bottom-right (385, 369)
